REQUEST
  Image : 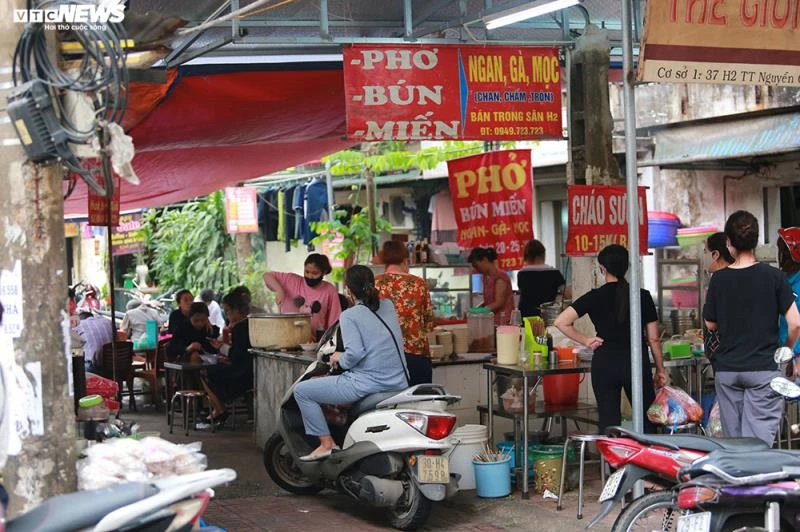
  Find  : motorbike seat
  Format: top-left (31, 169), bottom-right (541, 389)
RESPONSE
top-left (646, 433), bottom-right (768, 453)
top-left (608, 426), bottom-right (767, 453)
top-left (690, 449), bottom-right (800, 480)
top-left (350, 391), bottom-right (402, 418)
top-left (7, 482), bottom-right (158, 532)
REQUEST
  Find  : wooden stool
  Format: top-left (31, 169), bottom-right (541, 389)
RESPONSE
top-left (169, 390), bottom-right (209, 436)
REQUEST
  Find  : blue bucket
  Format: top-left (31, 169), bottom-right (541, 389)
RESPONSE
top-left (473, 456), bottom-right (512, 498)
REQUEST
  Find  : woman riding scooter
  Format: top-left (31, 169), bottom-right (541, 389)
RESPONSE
top-left (293, 265), bottom-right (409, 462)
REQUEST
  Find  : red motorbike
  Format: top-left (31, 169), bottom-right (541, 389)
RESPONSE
top-left (586, 426), bottom-right (769, 530)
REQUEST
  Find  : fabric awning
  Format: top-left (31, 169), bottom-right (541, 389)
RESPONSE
top-left (64, 66), bottom-right (351, 215)
top-left (640, 111), bottom-right (800, 168)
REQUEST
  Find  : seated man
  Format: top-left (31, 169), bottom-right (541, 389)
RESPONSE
top-left (73, 312), bottom-right (113, 373)
top-left (120, 299), bottom-right (162, 343)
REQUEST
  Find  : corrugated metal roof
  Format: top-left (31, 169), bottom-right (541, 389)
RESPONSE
top-left (641, 112), bottom-right (800, 167)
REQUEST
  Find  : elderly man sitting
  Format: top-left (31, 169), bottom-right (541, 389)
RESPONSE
top-left (121, 299), bottom-right (162, 344)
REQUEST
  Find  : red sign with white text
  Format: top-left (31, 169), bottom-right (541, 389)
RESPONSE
top-left (448, 150), bottom-right (534, 271)
top-left (344, 45), bottom-right (562, 141)
top-left (566, 186), bottom-right (649, 256)
top-left (88, 178), bottom-right (120, 227)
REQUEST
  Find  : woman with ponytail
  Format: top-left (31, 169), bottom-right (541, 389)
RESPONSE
top-left (555, 244), bottom-right (667, 433)
top-left (293, 265), bottom-right (409, 461)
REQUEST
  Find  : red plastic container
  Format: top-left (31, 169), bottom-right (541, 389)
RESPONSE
top-left (543, 373), bottom-right (581, 405)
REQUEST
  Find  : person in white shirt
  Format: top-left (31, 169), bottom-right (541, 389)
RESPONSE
top-left (121, 300), bottom-right (162, 343)
top-left (198, 289), bottom-right (226, 333)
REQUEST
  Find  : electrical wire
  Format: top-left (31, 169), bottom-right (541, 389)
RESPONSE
top-left (12, 0), bottom-right (129, 196)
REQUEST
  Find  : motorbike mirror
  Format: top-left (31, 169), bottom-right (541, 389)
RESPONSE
top-left (775, 347), bottom-right (794, 364)
top-left (770, 377), bottom-right (800, 399)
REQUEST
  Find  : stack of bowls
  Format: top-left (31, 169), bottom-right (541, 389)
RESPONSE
top-left (449, 325), bottom-right (470, 354)
top-left (436, 330), bottom-right (454, 356)
top-left (430, 344), bottom-right (447, 360)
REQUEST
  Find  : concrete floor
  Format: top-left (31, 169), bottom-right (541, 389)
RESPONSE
top-left (127, 407), bottom-right (614, 531)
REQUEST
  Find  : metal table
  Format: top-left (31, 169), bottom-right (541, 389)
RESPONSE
top-left (483, 360), bottom-right (593, 499)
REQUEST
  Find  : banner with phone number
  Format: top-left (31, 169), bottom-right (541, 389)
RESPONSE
top-left (344, 44), bottom-right (563, 141)
top-left (566, 185), bottom-right (648, 256)
top-left (448, 150), bottom-right (534, 271)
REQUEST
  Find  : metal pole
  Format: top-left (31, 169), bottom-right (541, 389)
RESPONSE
top-left (320, 0), bottom-right (330, 40)
top-left (403, 0), bottom-right (413, 41)
top-left (325, 159), bottom-right (335, 219)
top-left (622, 0), bottom-right (643, 435)
top-left (100, 126), bottom-right (118, 383)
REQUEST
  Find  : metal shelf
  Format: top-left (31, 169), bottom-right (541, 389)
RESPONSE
top-left (429, 288), bottom-right (470, 293)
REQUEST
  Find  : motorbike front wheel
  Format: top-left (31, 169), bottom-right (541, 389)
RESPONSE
top-left (263, 434), bottom-right (323, 495)
top-left (612, 490), bottom-right (681, 532)
top-left (387, 474), bottom-right (432, 531)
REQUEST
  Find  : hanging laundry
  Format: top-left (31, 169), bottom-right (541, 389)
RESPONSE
top-left (292, 184), bottom-right (305, 241)
top-left (284, 186), bottom-right (297, 252)
top-left (429, 189), bottom-right (458, 244)
top-left (413, 195), bottom-right (432, 241)
top-left (277, 189), bottom-right (285, 242)
top-left (304, 178), bottom-right (329, 245)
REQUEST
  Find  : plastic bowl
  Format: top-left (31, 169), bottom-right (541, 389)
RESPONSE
top-left (299, 343), bottom-right (318, 352)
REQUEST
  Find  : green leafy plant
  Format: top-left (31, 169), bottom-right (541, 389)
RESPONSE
top-left (140, 192), bottom-right (239, 294)
top-left (311, 198), bottom-right (392, 281)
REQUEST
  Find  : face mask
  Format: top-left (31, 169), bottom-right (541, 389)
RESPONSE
top-left (305, 276), bottom-right (323, 288)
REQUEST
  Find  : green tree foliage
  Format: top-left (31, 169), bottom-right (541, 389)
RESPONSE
top-left (140, 192), bottom-right (239, 294)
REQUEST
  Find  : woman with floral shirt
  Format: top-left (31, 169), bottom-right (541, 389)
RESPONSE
top-left (375, 241), bottom-right (435, 385)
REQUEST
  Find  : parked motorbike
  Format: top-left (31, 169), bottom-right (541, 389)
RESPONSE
top-left (585, 427), bottom-right (768, 530)
top-left (2, 468), bottom-right (235, 532)
top-left (263, 356), bottom-right (461, 530)
top-left (598, 347), bottom-right (799, 531)
top-left (675, 448), bottom-right (800, 532)
top-left (70, 282), bottom-right (102, 315)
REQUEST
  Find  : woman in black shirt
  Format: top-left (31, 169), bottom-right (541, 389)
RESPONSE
top-left (517, 239), bottom-right (568, 318)
top-left (555, 245), bottom-right (667, 433)
top-left (204, 288), bottom-right (253, 425)
top-left (166, 289), bottom-right (195, 360)
top-left (704, 210), bottom-right (800, 444)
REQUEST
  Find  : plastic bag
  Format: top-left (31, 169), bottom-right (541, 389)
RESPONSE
top-left (86, 373), bottom-right (119, 398)
top-left (647, 386), bottom-right (704, 426)
top-left (707, 402), bottom-right (723, 437)
top-left (78, 437), bottom-right (208, 490)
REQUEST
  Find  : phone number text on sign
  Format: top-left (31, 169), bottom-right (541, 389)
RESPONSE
top-left (344, 45), bottom-right (563, 141)
top-left (566, 185), bottom-right (649, 257)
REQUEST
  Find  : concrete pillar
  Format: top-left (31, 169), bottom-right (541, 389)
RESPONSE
top-left (0, 1), bottom-right (78, 513)
top-left (568, 26), bottom-right (623, 334)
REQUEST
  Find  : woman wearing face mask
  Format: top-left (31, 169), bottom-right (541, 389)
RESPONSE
top-left (293, 265), bottom-right (409, 461)
top-left (263, 253), bottom-right (342, 339)
top-left (704, 232), bottom-right (735, 274)
top-left (554, 244), bottom-right (667, 434)
top-left (703, 233), bottom-right (734, 364)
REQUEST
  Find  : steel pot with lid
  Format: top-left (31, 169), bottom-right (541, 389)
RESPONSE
top-left (248, 313), bottom-right (312, 350)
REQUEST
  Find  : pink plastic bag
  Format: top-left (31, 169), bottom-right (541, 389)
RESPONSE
top-left (647, 386), bottom-right (704, 426)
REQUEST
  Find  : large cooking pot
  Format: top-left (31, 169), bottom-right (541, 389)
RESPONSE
top-left (248, 313), bottom-right (312, 349)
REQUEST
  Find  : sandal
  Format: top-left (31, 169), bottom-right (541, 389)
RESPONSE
top-left (299, 446), bottom-right (340, 462)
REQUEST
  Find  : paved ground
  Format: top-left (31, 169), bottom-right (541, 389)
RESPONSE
top-left (128, 407), bottom-right (614, 531)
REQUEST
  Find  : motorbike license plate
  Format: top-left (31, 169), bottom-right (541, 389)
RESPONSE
top-left (417, 455), bottom-right (449, 484)
top-left (599, 469), bottom-right (625, 502)
top-left (677, 512), bottom-right (711, 532)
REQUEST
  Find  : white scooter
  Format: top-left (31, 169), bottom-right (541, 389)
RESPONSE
top-left (263, 357), bottom-right (461, 531)
top-left (3, 468), bottom-right (236, 532)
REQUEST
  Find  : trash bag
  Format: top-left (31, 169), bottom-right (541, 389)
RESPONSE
top-left (647, 386), bottom-right (704, 427)
top-left (707, 402), bottom-right (723, 437)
